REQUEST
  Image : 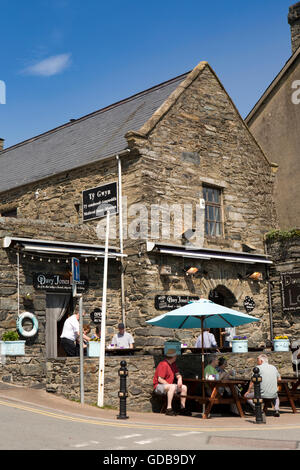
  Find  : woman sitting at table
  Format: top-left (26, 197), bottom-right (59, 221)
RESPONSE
top-left (204, 355), bottom-right (219, 379)
top-left (216, 357), bottom-right (236, 380)
top-left (215, 357), bottom-right (240, 415)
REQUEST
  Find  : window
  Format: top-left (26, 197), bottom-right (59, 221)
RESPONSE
top-left (203, 186), bottom-right (223, 237)
top-left (1, 208), bottom-right (17, 218)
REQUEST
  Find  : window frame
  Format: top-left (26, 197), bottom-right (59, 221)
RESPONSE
top-left (202, 185), bottom-right (224, 238)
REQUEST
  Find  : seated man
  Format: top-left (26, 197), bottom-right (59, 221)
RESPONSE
top-left (111, 323), bottom-right (134, 349)
top-left (244, 354), bottom-right (281, 417)
top-left (204, 355), bottom-right (219, 379)
top-left (153, 349), bottom-right (191, 416)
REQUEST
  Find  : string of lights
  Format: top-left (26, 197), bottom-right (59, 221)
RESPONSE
top-left (9, 247), bottom-right (100, 264)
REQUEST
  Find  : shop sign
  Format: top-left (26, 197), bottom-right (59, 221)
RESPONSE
top-left (155, 295), bottom-right (199, 311)
top-left (33, 273), bottom-right (88, 292)
top-left (244, 296), bottom-right (256, 313)
top-left (280, 271), bottom-right (300, 313)
top-left (82, 181), bottom-right (118, 221)
top-left (90, 308), bottom-right (102, 324)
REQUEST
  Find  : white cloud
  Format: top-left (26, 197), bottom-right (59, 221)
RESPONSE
top-left (22, 53), bottom-right (71, 77)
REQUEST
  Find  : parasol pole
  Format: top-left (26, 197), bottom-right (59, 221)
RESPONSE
top-left (201, 317), bottom-right (205, 415)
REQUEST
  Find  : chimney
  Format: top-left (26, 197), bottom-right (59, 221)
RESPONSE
top-left (288, 2), bottom-right (300, 54)
top-left (0, 138), bottom-right (4, 151)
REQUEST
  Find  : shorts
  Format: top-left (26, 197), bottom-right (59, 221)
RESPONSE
top-left (154, 384), bottom-right (180, 395)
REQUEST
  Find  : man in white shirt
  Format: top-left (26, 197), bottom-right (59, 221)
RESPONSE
top-left (111, 323), bottom-right (134, 349)
top-left (221, 327), bottom-right (236, 347)
top-left (195, 329), bottom-right (219, 351)
top-left (60, 310), bottom-right (90, 356)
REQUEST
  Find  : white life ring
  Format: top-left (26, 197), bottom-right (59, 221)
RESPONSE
top-left (16, 312), bottom-right (38, 338)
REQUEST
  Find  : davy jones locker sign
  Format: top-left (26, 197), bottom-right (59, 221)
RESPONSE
top-left (33, 273), bottom-right (88, 292)
top-left (280, 271), bottom-right (300, 314)
top-left (82, 182), bottom-right (118, 221)
top-left (155, 295), bottom-right (200, 310)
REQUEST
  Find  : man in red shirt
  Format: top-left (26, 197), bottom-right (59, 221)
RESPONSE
top-left (153, 348), bottom-right (191, 416)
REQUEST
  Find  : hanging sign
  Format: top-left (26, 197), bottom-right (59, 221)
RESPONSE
top-left (33, 272), bottom-right (88, 292)
top-left (244, 296), bottom-right (255, 313)
top-left (82, 181), bottom-right (118, 221)
top-left (280, 271), bottom-right (300, 313)
top-left (90, 308), bottom-right (102, 324)
top-left (155, 295), bottom-right (199, 311)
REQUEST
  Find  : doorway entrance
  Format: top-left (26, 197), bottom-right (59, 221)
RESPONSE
top-left (46, 293), bottom-right (72, 358)
top-left (208, 285), bottom-right (237, 347)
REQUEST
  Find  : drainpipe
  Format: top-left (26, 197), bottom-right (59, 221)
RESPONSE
top-left (17, 251), bottom-right (20, 317)
top-left (267, 266), bottom-right (274, 342)
top-left (116, 151), bottom-right (129, 326)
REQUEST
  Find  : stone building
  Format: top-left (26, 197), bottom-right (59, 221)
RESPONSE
top-left (246, 2), bottom-right (300, 230)
top-left (266, 233), bottom-right (300, 341)
top-left (0, 61), bottom-right (279, 396)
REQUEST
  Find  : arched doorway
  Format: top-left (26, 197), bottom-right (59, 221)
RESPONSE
top-left (208, 285), bottom-right (237, 347)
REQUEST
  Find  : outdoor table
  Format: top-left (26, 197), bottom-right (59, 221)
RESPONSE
top-left (188, 347), bottom-right (265, 354)
top-left (183, 377), bottom-right (249, 419)
top-left (278, 377), bottom-right (300, 413)
top-left (105, 347), bottom-right (142, 356)
top-left (150, 347), bottom-right (190, 355)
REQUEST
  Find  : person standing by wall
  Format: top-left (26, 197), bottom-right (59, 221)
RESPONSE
top-left (60, 309), bottom-right (90, 356)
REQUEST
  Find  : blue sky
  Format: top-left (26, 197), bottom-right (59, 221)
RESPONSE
top-left (0, 0), bottom-right (294, 148)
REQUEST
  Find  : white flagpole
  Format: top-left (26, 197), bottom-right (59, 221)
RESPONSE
top-left (79, 294), bottom-right (84, 404)
top-left (98, 211), bottom-right (110, 407)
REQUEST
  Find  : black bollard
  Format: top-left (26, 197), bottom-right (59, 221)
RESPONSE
top-left (252, 367), bottom-right (265, 424)
top-left (117, 360), bottom-right (129, 420)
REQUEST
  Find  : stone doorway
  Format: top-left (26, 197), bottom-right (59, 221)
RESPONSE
top-left (208, 285), bottom-right (237, 347)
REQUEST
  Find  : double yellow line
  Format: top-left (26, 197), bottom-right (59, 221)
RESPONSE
top-left (0, 399), bottom-right (300, 433)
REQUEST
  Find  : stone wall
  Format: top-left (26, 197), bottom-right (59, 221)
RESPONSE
top-left (289, 2), bottom-right (300, 54)
top-left (125, 251), bottom-right (271, 348)
top-left (0, 356), bottom-right (45, 387)
top-left (126, 63), bottom-right (277, 252)
top-left (0, 218), bottom-right (122, 352)
top-left (45, 352), bottom-right (293, 412)
top-left (0, 154), bottom-right (141, 241)
top-left (267, 235), bottom-right (300, 340)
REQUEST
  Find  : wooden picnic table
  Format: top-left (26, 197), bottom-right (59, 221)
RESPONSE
top-left (183, 377), bottom-right (249, 419)
top-left (184, 376), bottom-right (300, 418)
top-left (277, 376), bottom-right (300, 413)
top-left (105, 347), bottom-right (142, 356)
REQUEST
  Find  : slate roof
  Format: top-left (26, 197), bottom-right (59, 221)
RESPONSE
top-left (0, 72), bottom-right (188, 194)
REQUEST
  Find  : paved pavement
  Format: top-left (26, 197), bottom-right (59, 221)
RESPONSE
top-left (0, 382), bottom-right (300, 451)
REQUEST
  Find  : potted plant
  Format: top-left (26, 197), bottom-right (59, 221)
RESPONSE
top-left (0, 331), bottom-right (26, 356)
top-left (232, 335), bottom-right (248, 353)
top-left (273, 335), bottom-right (290, 352)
